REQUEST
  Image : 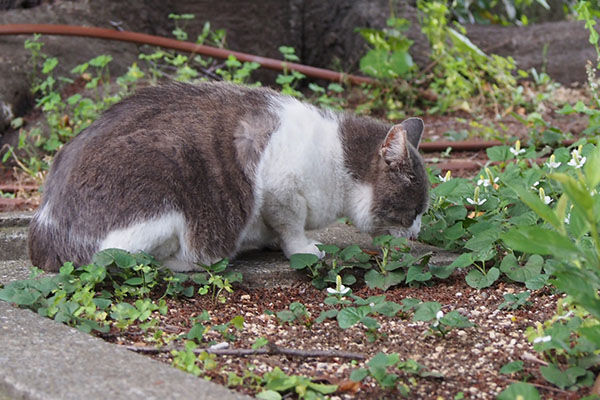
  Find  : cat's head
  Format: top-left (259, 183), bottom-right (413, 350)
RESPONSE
top-left (370, 118), bottom-right (429, 240)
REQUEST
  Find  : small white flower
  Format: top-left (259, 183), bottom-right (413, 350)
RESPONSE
top-left (533, 335), bottom-right (552, 344)
top-left (466, 197), bottom-right (487, 205)
top-left (327, 274), bottom-right (350, 295)
top-left (568, 146), bottom-right (587, 169)
top-left (568, 156), bottom-right (587, 169)
top-left (545, 154), bottom-right (561, 169)
top-left (477, 168), bottom-right (500, 189)
top-left (326, 286), bottom-right (350, 295)
top-left (539, 187), bottom-right (552, 205)
top-left (564, 213), bottom-right (571, 224)
top-left (477, 175), bottom-right (487, 187)
top-left (510, 147), bottom-right (526, 156)
top-left (436, 310), bottom-right (444, 320)
top-left (509, 140), bottom-right (526, 157)
top-left (438, 170), bottom-right (452, 182)
top-left (530, 181), bottom-right (539, 190)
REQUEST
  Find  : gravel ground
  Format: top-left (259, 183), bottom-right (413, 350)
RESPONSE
top-left (99, 271), bottom-right (586, 399)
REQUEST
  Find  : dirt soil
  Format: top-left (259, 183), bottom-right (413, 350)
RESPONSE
top-left (97, 273), bottom-right (584, 399)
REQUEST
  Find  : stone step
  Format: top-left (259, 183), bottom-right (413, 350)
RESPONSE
top-left (0, 212), bottom-right (31, 262)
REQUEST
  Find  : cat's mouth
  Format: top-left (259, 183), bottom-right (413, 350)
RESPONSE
top-left (388, 228), bottom-right (417, 240)
top-left (387, 214), bottom-right (422, 241)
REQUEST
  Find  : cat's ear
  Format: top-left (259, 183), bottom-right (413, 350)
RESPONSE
top-left (400, 117), bottom-right (424, 148)
top-left (380, 124), bottom-right (409, 164)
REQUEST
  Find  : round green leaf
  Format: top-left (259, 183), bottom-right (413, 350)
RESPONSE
top-left (497, 382), bottom-right (540, 400)
top-left (465, 267), bottom-right (499, 289)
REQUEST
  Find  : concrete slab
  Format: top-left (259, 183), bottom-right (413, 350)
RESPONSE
top-left (0, 259), bottom-right (32, 285)
top-left (0, 301), bottom-right (252, 400)
top-left (0, 227), bottom-right (27, 261)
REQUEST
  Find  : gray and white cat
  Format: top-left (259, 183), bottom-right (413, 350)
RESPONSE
top-left (29, 82), bottom-right (429, 272)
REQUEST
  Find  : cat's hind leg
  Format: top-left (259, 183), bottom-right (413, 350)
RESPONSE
top-left (98, 211), bottom-right (200, 271)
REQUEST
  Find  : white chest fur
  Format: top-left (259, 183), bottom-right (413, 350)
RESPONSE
top-left (237, 97), bottom-right (374, 257)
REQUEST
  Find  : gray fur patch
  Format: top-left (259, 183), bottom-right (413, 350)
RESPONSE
top-left (29, 82), bottom-right (280, 271)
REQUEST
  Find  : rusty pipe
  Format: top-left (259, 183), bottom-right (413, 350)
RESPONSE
top-left (0, 24), bottom-right (377, 86)
top-left (433, 157), bottom-right (554, 172)
top-left (419, 138), bottom-right (577, 153)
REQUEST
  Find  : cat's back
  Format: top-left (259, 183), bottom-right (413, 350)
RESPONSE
top-left (29, 82), bottom-right (282, 270)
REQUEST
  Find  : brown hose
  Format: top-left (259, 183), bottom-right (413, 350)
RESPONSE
top-left (0, 23), bottom-right (377, 86)
top-left (419, 138), bottom-right (576, 153)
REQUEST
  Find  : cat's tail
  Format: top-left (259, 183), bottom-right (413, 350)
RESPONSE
top-left (28, 205), bottom-right (94, 272)
top-left (28, 212), bottom-right (65, 272)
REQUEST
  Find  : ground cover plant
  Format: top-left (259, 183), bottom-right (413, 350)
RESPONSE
top-left (2, 1), bottom-right (600, 398)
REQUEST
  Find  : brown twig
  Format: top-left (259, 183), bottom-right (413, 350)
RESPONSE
top-left (521, 351), bottom-right (549, 366)
top-left (121, 343), bottom-right (365, 360)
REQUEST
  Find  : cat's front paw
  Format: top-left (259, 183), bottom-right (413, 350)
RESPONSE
top-left (283, 239), bottom-right (325, 260)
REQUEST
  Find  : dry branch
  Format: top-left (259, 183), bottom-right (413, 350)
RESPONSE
top-left (121, 342), bottom-right (366, 360)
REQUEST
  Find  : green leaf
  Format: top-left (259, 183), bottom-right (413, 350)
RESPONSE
top-left (486, 145), bottom-right (511, 161)
top-left (42, 57), bottom-right (58, 74)
top-left (429, 264), bottom-right (455, 279)
top-left (315, 309), bottom-right (338, 323)
top-left (337, 307), bottom-right (368, 329)
top-left (551, 172), bottom-right (594, 220)
top-left (448, 253), bottom-right (473, 269)
top-left (364, 269), bottom-right (405, 290)
top-left (447, 28), bottom-right (487, 58)
top-left (578, 325), bottom-right (600, 347)
top-left (0, 286), bottom-right (41, 306)
top-left (256, 390), bottom-right (282, 400)
top-left (92, 249), bottom-right (136, 269)
top-left (350, 368), bottom-right (369, 382)
top-left (339, 245), bottom-right (364, 261)
top-left (389, 50), bottom-right (413, 75)
top-left (501, 226), bottom-right (580, 259)
top-left (552, 269), bottom-right (600, 320)
top-left (525, 274), bottom-right (550, 290)
top-left (276, 310), bottom-right (296, 323)
top-left (465, 268), bottom-right (499, 289)
top-left (508, 184), bottom-right (561, 230)
top-left (400, 298), bottom-right (421, 312)
top-left (289, 253), bottom-right (319, 270)
top-left (464, 230), bottom-right (499, 252)
top-left (584, 145), bottom-right (600, 189)
top-left (443, 222), bottom-right (465, 241)
top-left (316, 244), bottom-right (340, 255)
top-left (230, 315), bottom-right (244, 330)
top-left (500, 254), bottom-right (543, 283)
top-left (496, 382), bottom-right (540, 400)
top-left (405, 266), bottom-right (432, 283)
top-left (252, 337), bottom-right (269, 349)
top-left (540, 364), bottom-right (586, 389)
top-left (306, 381), bottom-right (338, 394)
top-left (92, 298), bottom-right (112, 310)
top-left (413, 301), bottom-right (441, 322)
top-left (371, 301), bottom-right (402, 317)
top-left (499, 360), bottom-right (524, 375)
top-left (124, 277), bottom-right (143, 286)
top-left (360, 316), bottom-right (380, 330)
top-left (440, 310), bottom-right (473, 328)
